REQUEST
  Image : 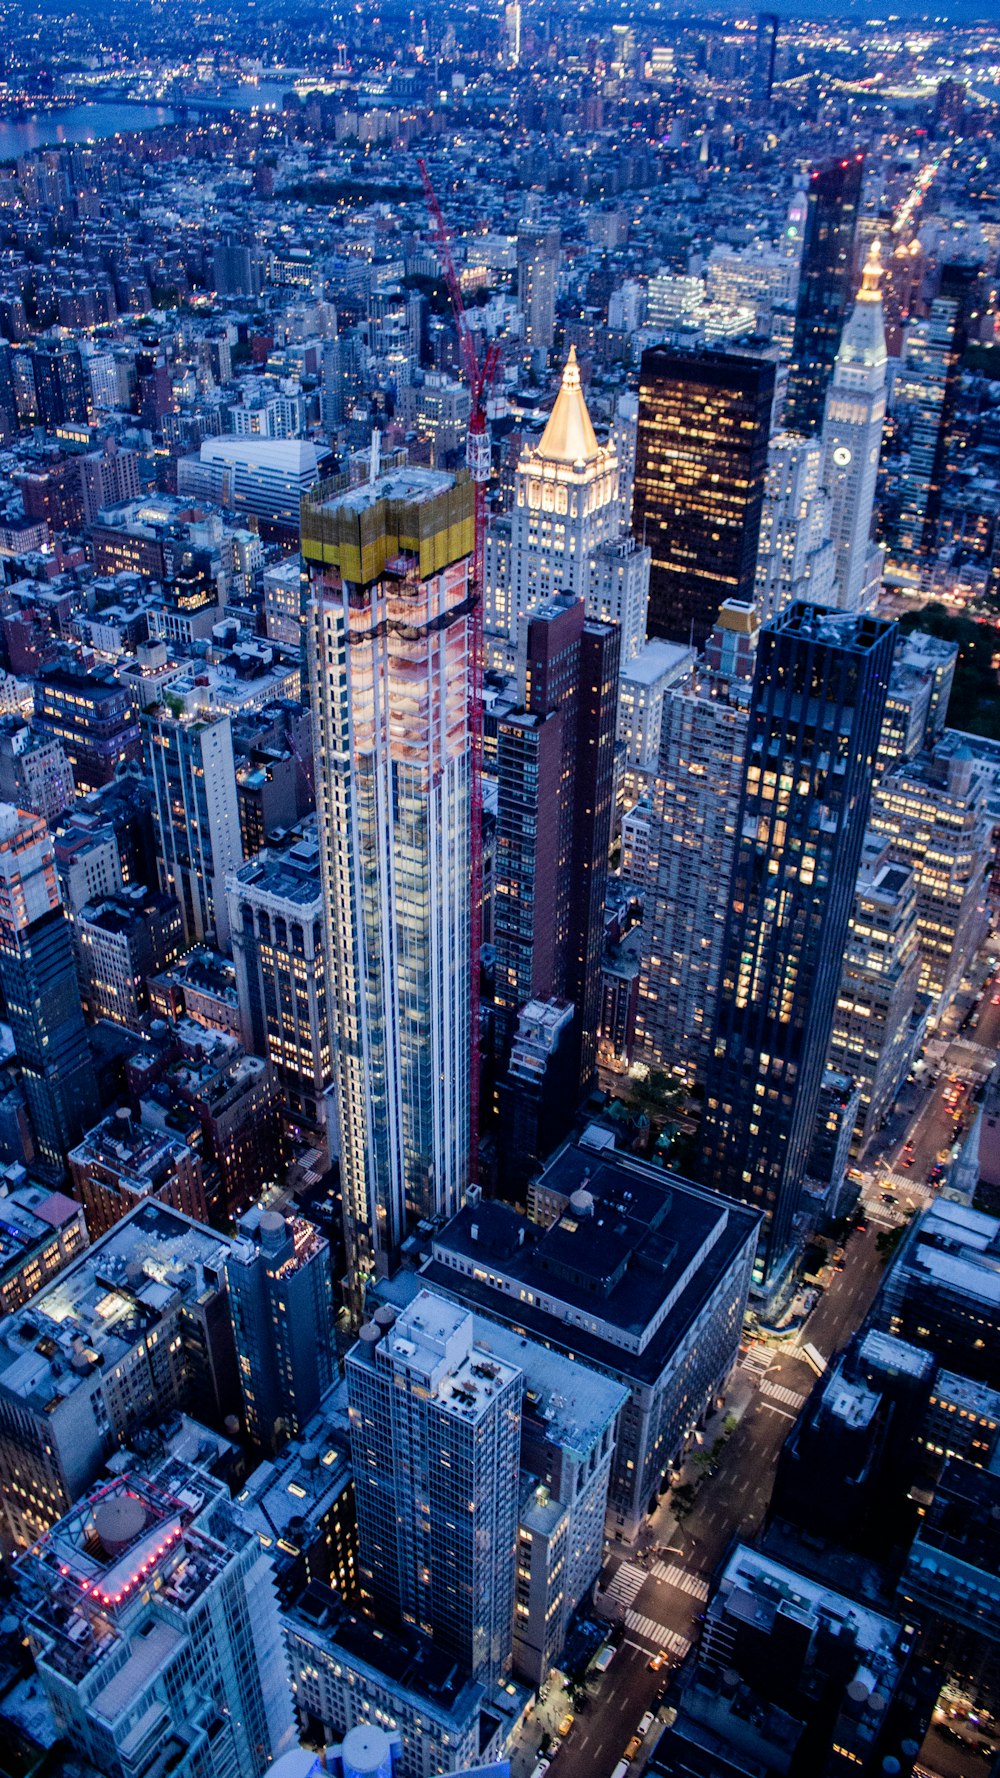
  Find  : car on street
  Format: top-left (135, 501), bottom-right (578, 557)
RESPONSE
top-left (648, 1651), bottom-right (669, 1670)
top-left (557, 1715), bottom-right (574, 1739)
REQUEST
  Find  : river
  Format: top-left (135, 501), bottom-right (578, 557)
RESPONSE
top-left (0, 84), bottom-right (292, 163)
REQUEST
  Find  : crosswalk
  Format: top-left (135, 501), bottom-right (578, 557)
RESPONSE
top-left (626, 1611), bottom-right (692, 1658)
top-left (601, 1561), bottom-right (646, 1609)
top-left (740, 1345), bottom-right (773, 1379)
top-left (760, 1378), bottom-right (807, 1411)
top-left (651, 1561), bottom-right (710, 1601)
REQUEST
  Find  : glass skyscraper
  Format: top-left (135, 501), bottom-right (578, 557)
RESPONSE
top-left (700, 603), bottom-right (895, 1290)
top-left (632, 346), bottom-right (774, 647)
top-left (785, 155), bottom-right (865, 438)
top-left (304, 468), bottom-right (474, 1305)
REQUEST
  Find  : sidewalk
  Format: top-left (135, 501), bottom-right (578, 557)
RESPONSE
top-left (630, 1372), bottom-right (756, 1557)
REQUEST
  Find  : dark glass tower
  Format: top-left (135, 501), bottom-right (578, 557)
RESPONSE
top-left (700, 604), bottom-right (895, 1291)
top-left (632, 347), bottom-right (774, 647)
top-left (752, 13), bottom-right (778, 108)
top-left (785, 155), bottom-right (865, 437)
top-left (494, 593), bottom-right (620, 1094)
top-left (0, 807), bottom-right (99, 1176)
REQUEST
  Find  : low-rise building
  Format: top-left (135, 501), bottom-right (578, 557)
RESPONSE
top-left (68, 1109), bottom-right (208, 1237)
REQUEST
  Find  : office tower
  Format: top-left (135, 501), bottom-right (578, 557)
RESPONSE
top-left (827, 837), bottom-right (924, 1151)
top-left (892, 264), bottom-right (976, 561)
top-left (505, 0), bottom-right (522, 63)
top-left (0, 806), bottom-right (99, 1176)
top-left (428, 1143), bottom-right (760, 1539)
top-left (869, 741), bottom-right (992, 1009)
top-left (820, 241), bottom-right (888, 613)
top-left (213, 234), bottom-right (265, 299)
top-left (630, 603), bottom-right (757, 1087)
top-left (347, 1290), bottom-right (521, 1683)
top-left (227, 1206), bottom-right (334, 1454)
top-left (0, 1202), bottom-right (238, 1546)
top-left (494, 595), bottom-right (620, 1093)
top-left (751, 12), bottom-right (778, 107)
top-left (484, 348), bottom-right (648, 672)
top-left (30, 338), bottom-right (89, 428)
top-left (17, 1466), bottom-right (294, 1778)
top-left (303, 468), bottom-right (474, 1295)
top-left (700, 604), bottom-right (894, 1291)
top-left (876, 629), bottom-right (958, 779)
top-left (228, 821), bottom-right (334, 1144)
top-left (516, 222), bottom-right (560, 352)
top-left (144, 685), bottom-right (243, 952)
top-left (754, 432), bottom-right (835, 622)
top-left (69, 1108), bottom-right (208, 1237)
top-left (633, 347), bottom-right (773, 646)
top-left (785, 155), bottom-right (865, 437)
top-left (617, 638), bottom-right (696, 810)
top-left (933, 76), bottom-right (966, 134)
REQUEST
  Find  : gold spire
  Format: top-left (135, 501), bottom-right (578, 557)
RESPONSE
top-left (536, 347), bottom-right (602, 465)
top-left (859, 238), bottom-right (883, 301)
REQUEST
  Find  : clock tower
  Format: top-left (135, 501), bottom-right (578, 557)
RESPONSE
top-left (820, 241), bottom-right (888, 614)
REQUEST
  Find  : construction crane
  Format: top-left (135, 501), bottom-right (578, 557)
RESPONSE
top-left (418, 157), bottom-right (501, 1187)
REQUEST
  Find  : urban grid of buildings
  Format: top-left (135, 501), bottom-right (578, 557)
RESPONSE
top-left (0, 5), bottom-right (997, 1778)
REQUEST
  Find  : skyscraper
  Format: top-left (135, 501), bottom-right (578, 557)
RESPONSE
top-left (304, 468), bottom-right (474, 1299)
top-left (754, 433), bottom-right (835, 622)
top-left (0, 806), bottom-right (99, 1175)
top-left (700, 604), bottom-right (894, 1290)
top-left (820, 240), bottom-right (888, 613)
top-left (629, 603), bottom-right (757, 1088)
top-left (494, 594), bottom-right (620, 1093)
top-left (516, 222), bottom-right (560, 353)
top-left (484, 348), bottom-right (648, 673)
top-left (346, 1290), bottom-right (521, 1684)
top-left (785, 155), bottom-right (865, 437)
top-left (632, 346), bottom-right (774, 646)
top-left (144, 682), bottom-right (243, 951)
top-left (892, 264), bottom-right (976, 561)
top-left (751, 12), bottom-right (778, 109)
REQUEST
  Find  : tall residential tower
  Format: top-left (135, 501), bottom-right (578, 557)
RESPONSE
top-left (304, 468), bottom-right (474, 1301)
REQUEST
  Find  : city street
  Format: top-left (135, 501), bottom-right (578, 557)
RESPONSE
top-left (515, 1225), bottom-right (890, 1778)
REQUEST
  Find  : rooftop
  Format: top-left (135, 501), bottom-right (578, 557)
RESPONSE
top-left (290, 1582), bottom-right (484, 1725)
top-left (0, 1203), bottom-right (233, 1412)
top-left (354, 1290), bottom-right (521, 1426)
top-left (428, 1144), bottom-right (759, 1379)
top-left (716, 1544), bottom-right (903, 1664)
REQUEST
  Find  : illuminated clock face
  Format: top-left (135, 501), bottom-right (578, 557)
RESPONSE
top-left (833, 446), bottom-right (853, 467)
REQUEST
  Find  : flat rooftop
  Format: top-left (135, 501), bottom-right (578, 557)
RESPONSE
top-left (717, 1543), bottom-right (902, 1662)
top-left (289, 1582), bottom-right (484, 1724)
top-left (0, 1203), bottom-right (232, 1411)
top-left (427, 1144), bottom-right (759, 1383)
top-left (897, 1200), bottom-right (1000, 1310)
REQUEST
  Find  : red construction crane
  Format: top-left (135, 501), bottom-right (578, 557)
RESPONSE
top-left (418, 158), bottom-right (500, 1188)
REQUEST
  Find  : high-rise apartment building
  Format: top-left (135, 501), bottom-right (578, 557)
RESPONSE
top-left (226, 1205), bottom-right (334, 1453)
top-left (751, 12), bottom-right (779, 107)
top-left (494, 594), bottom-right (620, 1094)
top-left (633, 347), bottom-right (773, 646)
top-left (700, 604), bottom-right (894, 1289)
top-left (346, 1290), bottom-right (521, 1684)
top-left (892, 264), bottom-right (976, 561)
top-left (820, 241), bottom-right (888, 613)
top-left (144, 682), bottom-right (243, 952)
top-left (516, 222), bottom-right (560, 352)
top-left (228, 819), bottom-right (335, 1143)
top-left (629, 603), bottom-right (758, 1087)
top-left (827, 836), bottom-right (924, 1150)
top-left (484, 348), bottom-right (648, 673)
top-left (754, 432), bottom-right (835, 622)
top-left (304, 468), bottom-right (474, 1296)
top-left (0, 805), bottom-right (99, 1175)
top-left (17, 1466), bottom-right (294, 1778)
top-left (785, 154), bottom-right (865, 436)
top-left (869, 741), bottom-right (992, 1008)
